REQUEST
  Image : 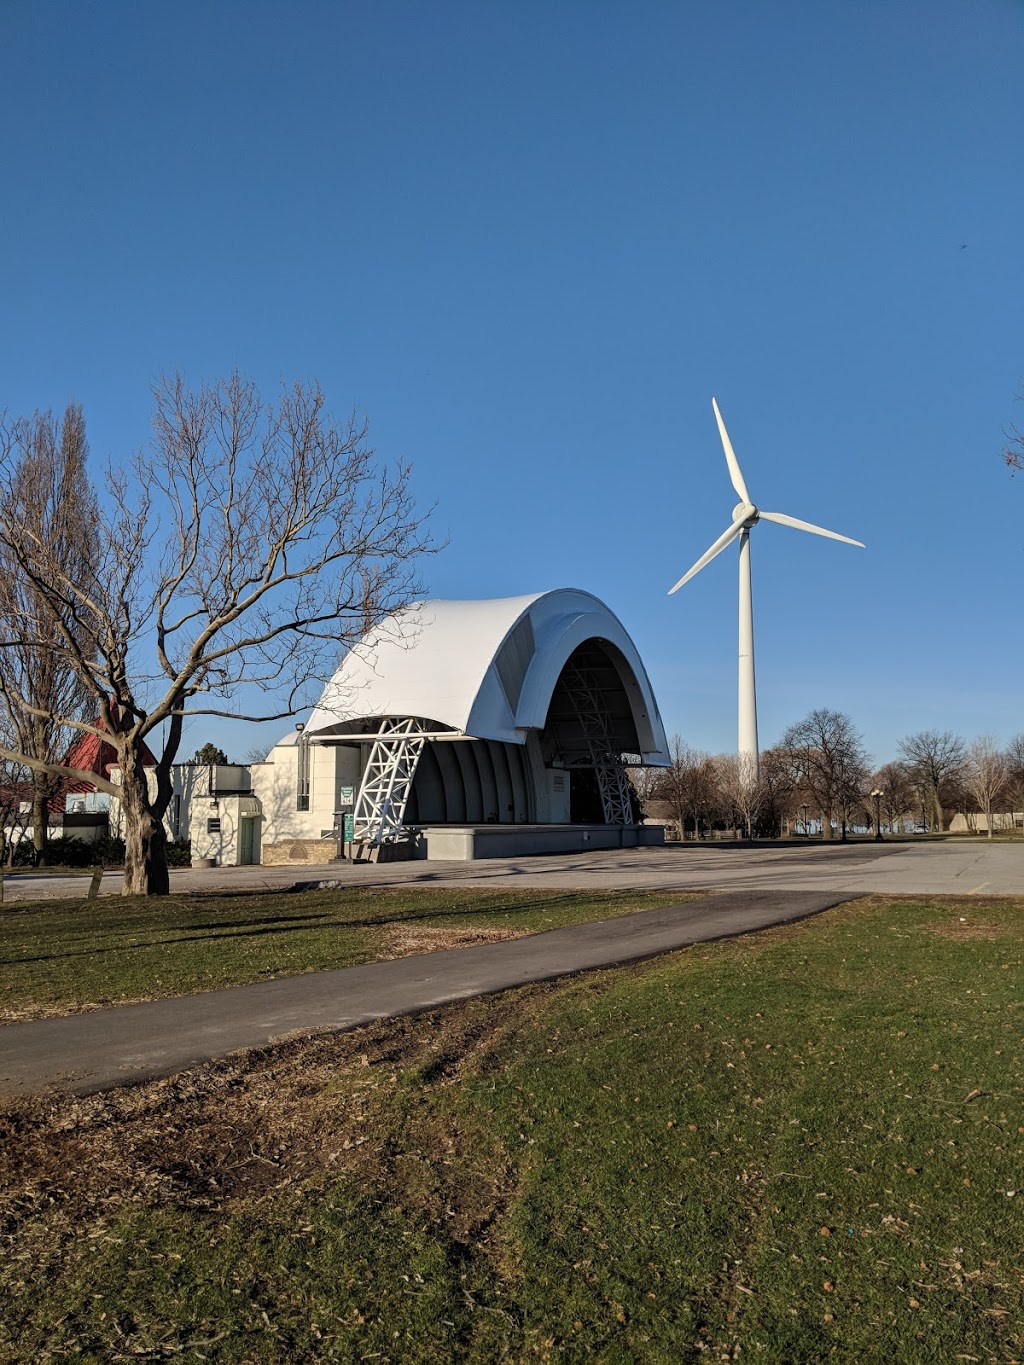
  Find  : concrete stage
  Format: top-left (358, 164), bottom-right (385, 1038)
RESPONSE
top-left (394, 822), bottom-right (665, 861)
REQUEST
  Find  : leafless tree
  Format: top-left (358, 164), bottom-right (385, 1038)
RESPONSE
top-left (1006, 383), bottom-right (1023, 475)
top-left (0, 374), bottom-right (434, 895)
top-left (781, 709), bottom-right (869, 841)
top-left (654, 736), bottom-right (719, 839)
top-left (0, 754), bottom-right (32, 866)
top-left (963, 736), bottom-right (1009, 838)
top-left (1005, 734), bottom-right (1024, 827)
top-left (757, 746), bottom-right (796, 836)
top-left (0, 404), bottom-right (98, 864)
top-left (897, 730), bottom-right (966, 833)
top-left (715, 753), bottom-right (763, 839)
top-left (870, 760), bottom-right (915, 833)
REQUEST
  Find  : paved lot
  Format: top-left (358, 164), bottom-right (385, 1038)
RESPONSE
top-left (4, 838), bottom-right (1022, 900)
top-left (0, 889), bottom-right (851, 1097)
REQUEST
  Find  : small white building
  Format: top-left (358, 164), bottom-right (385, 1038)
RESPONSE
top-left (170, 763), bottom-right (263, 866)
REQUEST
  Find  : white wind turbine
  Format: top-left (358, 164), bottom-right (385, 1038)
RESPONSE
top-left (669, 398), bottom-right (864, 782)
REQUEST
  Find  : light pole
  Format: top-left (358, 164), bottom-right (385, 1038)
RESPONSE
top-left (800, 803), bottom-right (809, 837)
top-left (871, 788), bottom-right (884, 841)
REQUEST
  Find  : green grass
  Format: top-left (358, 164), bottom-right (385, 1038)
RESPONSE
top-left (1, 895), bottom-right (1021, 1361)
top-left (0, 887), bottom-right (694, 1020)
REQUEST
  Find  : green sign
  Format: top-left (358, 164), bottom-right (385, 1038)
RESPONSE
top-left (342, 813), bottom-right (354, 843)
top-left (339, 785), bottom-right (355, 805)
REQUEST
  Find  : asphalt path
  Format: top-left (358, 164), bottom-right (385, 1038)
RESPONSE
top-left (4, 838), bottom-right (1022, 899)
top-left (1, 888), bottom-right (852, 1098)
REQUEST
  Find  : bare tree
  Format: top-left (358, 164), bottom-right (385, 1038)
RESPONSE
top-left (0, 404), bottom-right (98, 864)
top-left (715, 753), bottom-right (763, 839)
top-left (870, 760), bottom-right (915, 833)
top-left (1005, 734), bottom-right (1024, 828)
top-left (0, 374), bottom-right (433, 895)
top-left (0, 755), bottom-right (32, 866)
top-left (654, 737), bottom-right (720, 839)
top-left (897, 730), bottom-right (966, 833)
top-left (963, 736), bottom-right (1009, 838)
top-left (781, 709), bottom-right (869, 841)
top-left (757, 746), bottom-right (796, 836)
top-left (1006, 383), bottom-right (1023, 475)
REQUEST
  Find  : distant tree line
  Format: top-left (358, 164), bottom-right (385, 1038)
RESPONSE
top-left (635, 715), bottom-right (1024, 841)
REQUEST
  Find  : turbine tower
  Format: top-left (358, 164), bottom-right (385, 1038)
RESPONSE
top-left (669, 398), bottom-right (864, 782)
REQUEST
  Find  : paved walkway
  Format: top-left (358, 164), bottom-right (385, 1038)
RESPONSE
top-left (0, 889), bottom-right (851, 1098)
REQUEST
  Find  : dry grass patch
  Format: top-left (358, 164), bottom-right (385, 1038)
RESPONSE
top-left (927, 920), bottom-right (1005, 940)
top-left (382, 923), bottom-right (520, 957)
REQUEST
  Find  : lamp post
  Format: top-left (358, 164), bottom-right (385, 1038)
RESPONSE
top-left (800, 803), bottom-right (809, 837)
top-left (871, 788), bottom-right (884, 841)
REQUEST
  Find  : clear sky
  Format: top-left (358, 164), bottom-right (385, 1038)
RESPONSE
top-left (2, 0), bottom-right (1022, 767)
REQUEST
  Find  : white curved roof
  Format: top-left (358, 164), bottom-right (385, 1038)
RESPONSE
top-left (305, 589), bottom-right (669, 764)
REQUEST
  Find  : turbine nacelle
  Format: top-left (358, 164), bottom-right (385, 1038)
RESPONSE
top-left (732, 501), bottom-right (758, 527)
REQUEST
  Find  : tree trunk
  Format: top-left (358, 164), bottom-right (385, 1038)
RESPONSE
top-left (31, 773), bottom-right (49, 867)
top-left (821, 806), bottom-right (832, 840)
top-left (118, 754), bottom-right (169, 896)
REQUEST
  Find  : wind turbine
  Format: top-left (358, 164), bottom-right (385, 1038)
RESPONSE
top-left (669, 398), bottom-right (864, 782)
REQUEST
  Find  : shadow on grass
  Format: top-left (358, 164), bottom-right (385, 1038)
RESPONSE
top-left (4, 893), bottom-right (664, 966)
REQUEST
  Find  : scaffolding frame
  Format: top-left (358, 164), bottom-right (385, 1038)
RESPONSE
top-left (561, 663), bottom-right (633, 825)
top-left (350, 718), bottom-right (427, 845)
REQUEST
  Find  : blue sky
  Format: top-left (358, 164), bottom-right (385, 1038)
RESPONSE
top-left (2, 0), bottom-right (1022, 766)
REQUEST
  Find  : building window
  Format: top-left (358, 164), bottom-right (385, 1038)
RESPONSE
top-left (297, 740), bottom-right (311, 811)
top-left (173, 795), bottom-right (181, 837)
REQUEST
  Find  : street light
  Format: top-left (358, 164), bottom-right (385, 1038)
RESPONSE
top-left (871, 788), bottom-right (884, 841)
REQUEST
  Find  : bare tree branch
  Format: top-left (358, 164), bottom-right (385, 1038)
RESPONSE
top-left (0, 374), bottom-right (435, 894)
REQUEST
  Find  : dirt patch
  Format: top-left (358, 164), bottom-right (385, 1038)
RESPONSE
top-left (0, 985), bottom-right (539, 1279)
top-left (928, 921), bottom-right (1005, 940)
top-left (381, 922), bottom-right (521, 958)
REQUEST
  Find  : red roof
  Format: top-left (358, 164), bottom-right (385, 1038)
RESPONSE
top-left (0, 717), bottom-right (159, 818)
top-left (62, 719), bottom-right (158, 798)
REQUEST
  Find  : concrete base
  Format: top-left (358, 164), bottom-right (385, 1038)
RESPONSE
top-left (405, 823), bottom-right (664, 861)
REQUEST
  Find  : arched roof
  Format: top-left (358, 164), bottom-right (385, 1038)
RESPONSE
top-left (305, 589), bottom-right (669, 765)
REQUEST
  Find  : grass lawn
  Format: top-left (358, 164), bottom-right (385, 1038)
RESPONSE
top-left (1, 893), bottom-right (1021, 1361)
top-left (0, 887), bottom-right (697, 1021)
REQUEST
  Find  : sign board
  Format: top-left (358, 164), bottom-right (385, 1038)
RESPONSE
top-left (339, 785), bottom-right (355, 806)
top-left (342, 813), bottom-right (354, 843)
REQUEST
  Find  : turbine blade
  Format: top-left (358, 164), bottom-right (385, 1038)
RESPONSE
top-left (760, 510), bottom-right (865, 548)
top-left (712, 397), bottom-right (750, 503)
top-left (668, 522), bottom-right (742, 594)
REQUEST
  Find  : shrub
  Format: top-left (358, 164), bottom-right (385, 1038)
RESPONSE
top-left (165, 839), bottom-right (192, 868)
top-left (89, 835), bottom-right (126, 867)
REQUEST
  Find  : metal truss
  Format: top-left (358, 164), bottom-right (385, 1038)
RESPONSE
top-left (351, 718), bottom-right (427, 845)
top-left (562, 665), bottom-right (633, 825)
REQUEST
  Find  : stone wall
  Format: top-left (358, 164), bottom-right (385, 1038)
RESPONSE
top-left (261, 838), bottom-right (339, 865)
